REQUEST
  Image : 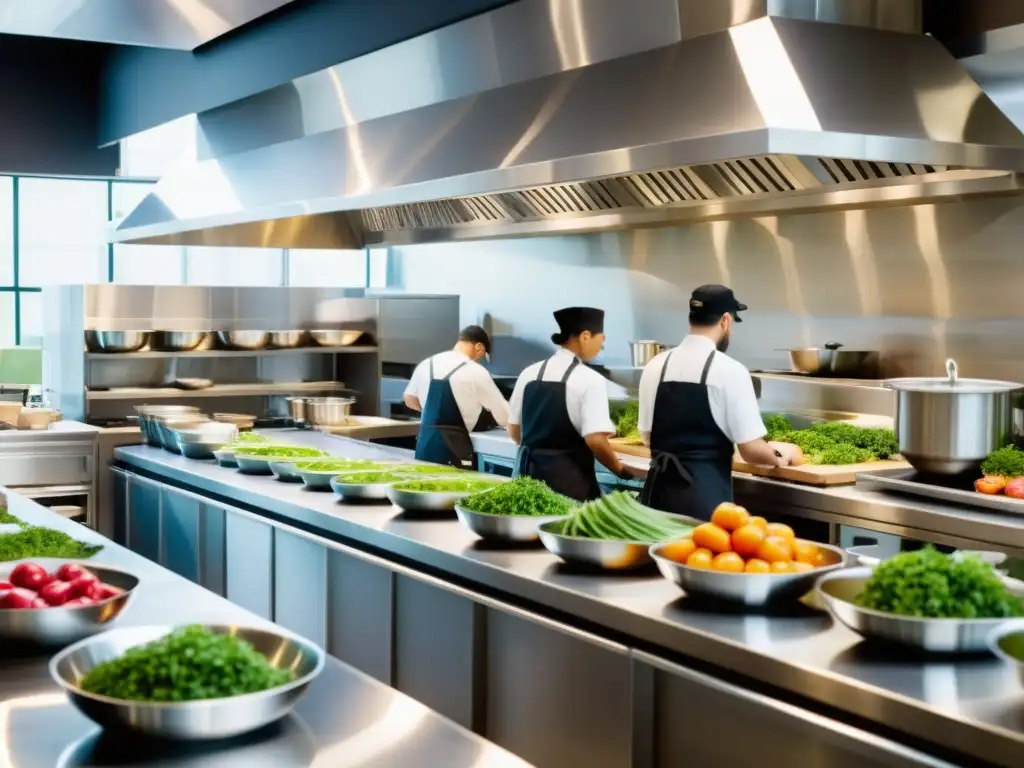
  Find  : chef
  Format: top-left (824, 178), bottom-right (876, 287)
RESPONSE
top-left (637, 285), bottom-right (792, 520)
top-left (404, 325), bottom-right (509, 469)
top-left (508, 307), bottom-right (642, 501)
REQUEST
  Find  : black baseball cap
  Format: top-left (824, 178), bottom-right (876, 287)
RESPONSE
top-left (552, 307), bottom-right (605, 345)
top-left (689, 284), bottom-right (747, 323)
top-left (459, 325), bottom-right (492, 354)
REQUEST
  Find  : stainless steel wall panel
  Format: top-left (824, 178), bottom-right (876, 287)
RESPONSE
top-left (326, 549), bottom-right (394, 684)
top-left (199, 502), bottom-right (226, 597)
top-left (159, 488), bottom-right (201, 583)
top-left (126, 475), bottom-right (161, 562)
top-left (224, 509), bottom-right (274, 620)
top-left (273, 529), bottom-right (328, 648)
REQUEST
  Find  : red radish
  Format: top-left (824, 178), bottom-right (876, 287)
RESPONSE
top-left (67, 574), bottom-right (99, 599)
top-left (0, 580), bottom-right (11, 591)
top-left (93, 583), bottom-right (123, 601)
top-left (1007, 477), bottom-right (1024, 499)
top-left (0, 588), bottom-right (38, 609)
top-left (39, 580), bottom-right (75, 606)
top-left (9, 562), bottom-right (51, 591)
top-left (31, 598), bottom-right (48, 609)
top-left (55, 563), bottom-right (88, 583)
top-left (64, 596), bottom-right (94, 607)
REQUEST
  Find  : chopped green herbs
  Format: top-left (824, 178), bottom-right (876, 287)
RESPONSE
top-left (395, 464), bottom-right (467, 475)
top-left (460, 477), bottom-right (575, 517)
top-left (80, 626), bottom-right (293, 702)
top-left (232, 433), bottom-right (269, 444)
top-left (763, 414), bottom-right (793, 440)
top-left (294, 459), bottom-right (383, 473)
top-left (333, 471), bottom-right (406, 485)
top-left (556, 492), bottom-right (693, 542)
top-left (234, 445), bottom-right (326, 458)
top-left (0, 526), bottom-right (102, 562)
top-left (393, 478), bottom-right (500, 494)
top-left (856, 548), bottom-right (1024, 619)
top-left (769, 420), bottom-right (898, 465)
top-left (615, 400), bottom-right (641, 442)
top-left (982, 445), bottom-right (1024, 479)
top-left (0, 509), bottom-right (24, 527)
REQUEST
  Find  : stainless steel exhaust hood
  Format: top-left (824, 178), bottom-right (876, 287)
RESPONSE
top-left (113, 0), bottom-right (1024, 250)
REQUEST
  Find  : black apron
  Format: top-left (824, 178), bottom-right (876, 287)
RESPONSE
top-left (514, 356), bottom-right (601, 502)
top-left (414, 357), bottom-right (476, 469)
top-left (639, 349), bottom-right (734, 521)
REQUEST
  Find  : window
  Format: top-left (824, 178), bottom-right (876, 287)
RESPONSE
top-left (18, 291), bottom-right (41, 348)
top-left (185, 246), bottom-right (284, 286)
top-left (287, 249), bottom-right (366, 287)
top-left (0, 293), bottom-right (13, 348)
top-left (119, 115), bottom-right (198, 179)
top-left (111, 182), bottom-right (185, 284)
top-left (0, 177), bottom-right (12, 285)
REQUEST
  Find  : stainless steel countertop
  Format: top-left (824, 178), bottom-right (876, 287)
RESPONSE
top-left (116, 434), bottom-right (1024, 768)
top-left (0, 489), bottom-right (531, 767)
top-left (0, 420), bottom-right (100, 445)
top-left (473, 429), bottom-right (1024, 553)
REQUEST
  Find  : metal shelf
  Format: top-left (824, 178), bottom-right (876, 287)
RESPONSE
top-left (86, 381), bottom-right (348, 401)
top-left (86, 346), bottom-right (378, 360)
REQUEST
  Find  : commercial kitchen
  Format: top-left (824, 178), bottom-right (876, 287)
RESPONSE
top-left (7, 0), bottom-right (1024, 766)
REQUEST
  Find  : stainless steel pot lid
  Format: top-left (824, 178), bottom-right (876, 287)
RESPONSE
top-left (886, 359), bottom-right (1023, 394)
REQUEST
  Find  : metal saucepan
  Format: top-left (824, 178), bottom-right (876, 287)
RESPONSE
top-left (629, 341), bottom-right (668, 368)
top-left (886, 358), bottom-right (1022, 474)
top-left (782, 342), bottom-right (878, 377)
top-left (302, 397), bottom-right (356, 427)
top-left (85, 331), bottom-right (151, 353)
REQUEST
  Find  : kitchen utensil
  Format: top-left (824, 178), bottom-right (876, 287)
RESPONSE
top-left (304, 397), bottom-right (356, 427)
top-left (135, 405), bottom-right (200, 447)
top-left (212, 448), bottom-right (239, 467)
top-left (816, 567), bottom-right (1024, 652)
top-left (0, 559), bottom-right (139, 645)
top-left (268, 458), bottom-right (312, 482)
top-left (216, 331), bottom-right (270, 350)
top-left (235, 448), bottom-right (323, 475)
top-left (151, 331), bottom-right (207, 352)
top-left (650, 541), bottom-right (846, 605)
top-left (153, 415), bottom-right (210, 452)
top-left (629, 341), bottom-right (668, 368)
top-left (537, 520), bottom-right (656, 570)
top-left (330, 474), bottom-right (394, 501)
top-left (84, 331), bottom-right (151, 353)
top-left (783, 342), bottom-right (878, 377)
top-left (886, 359), bottom-right (1021, 474)
top-left (173, 423), bottom-right (237, 460)
top-left (287, 397), bottom-right (308, 424)
top-left (455, 504), bottom-right (568, 543)
top-left (387, 482), bottom-right (502, 513)
top-left (988, 620), bottom-right (1024, 685)
top-left (50, 624), bottom-right (325, 740)
top-left (268, 331), bottom-right (308, 348)
top-left (310, 330), bottom-right (363, 347)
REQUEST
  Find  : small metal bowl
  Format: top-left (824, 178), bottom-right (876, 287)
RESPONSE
top-left (268, 331), bottom-right (308, 348)
top-left (136, 405), bottom-right (200, 447)
top-left (213, 413), bottom-right (256, 430)
top-left (269, 459), bottom-right (309, 482)
top-left (387, 482), bottom-right (503, 513)
top-left (217, 331), bottom-right (270, 350)
top-left (178, 441), bottom-right (225, 461)
top-left (236, 448), bottom-right (325, 475)
top-left (817, 567), bottom-right (1024, 653)
top-left (212, 448), bottom-right (239, 468)
top-left (155, 417), bottom-right (211, 453)
top-left (174, 423), bottom-right (238, 445)
top-left (455, 504), bottom-right (568, 543)
top-left (151, 331), bottom-right (207, 352)
top-left (988, 619), bottom-right (1024, 683)
top-left (651, 541), bottom-right (846, 606)
top-left (0, 559), bottom-right (139, 646)
top-left (85, 330), bottom-right (151, 353)
top-left (295, 461), bottom-right (398, 490)
top-left (50, 624), bottom-right (325, 740)
top-left (537, 521), bottom-right (657, 570)
top-left (310, 330), bottom-right (363, 347)
top-left (330, 475), bottom-right (395, 501)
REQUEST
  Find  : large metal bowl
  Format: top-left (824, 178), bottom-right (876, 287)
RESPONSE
top-left (294, 460), bottom-right (398, 490)
top-left (330, 475), bottom-right (393, 501)
top-left (988, 619), bottom-right (1024, 684)
top-left (212, 448), bottom-right (239, 467)
top-left (236, 448), bottom-right (325, 475)
top-left (650, 541), bottom-right (846, 606)
top-left (154, 416), bottom-right (210, 453)
top-left (151, 331), bottom-right (207, 352)
top-left (85, 331), bottom-right (151, 353)
top-left (269, 331), bottom-right (308, 348)
top-left (217, 331), bottom-right (270, 350)
top-left (537, 520), bottom-right (656, 570)
top-left (268, 459), bottom-right (307, 482)
top-left (455, 504), bottom-right (568, 543)
top-left (135, 405), bottom-right (200, 447)
top-left (816, 567), bottom-right (1024, 653)
top-left (387, 481), bottom-right (503, 514)
top-left (304, 397), bottom-right (356, 427)
top-left (310, 330), bottom-right (363, 347)
top-left (50, 624), bottom-right (325, 740)
top-left (0, 560), bottom-right (139, 645)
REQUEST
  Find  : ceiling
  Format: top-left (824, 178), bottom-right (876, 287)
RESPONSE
top-left (0, 0), bottom-right (301, 49)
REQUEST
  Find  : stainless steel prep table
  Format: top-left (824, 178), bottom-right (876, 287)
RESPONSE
top-left (0, 489), bottom-right (532, 768)
top-left (112, 434), bottom-right (1024, 767)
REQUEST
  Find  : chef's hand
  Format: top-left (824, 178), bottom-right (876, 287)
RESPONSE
top-left (616, 463), bottom-right (647, 480)
top-left (768, 441), bottom-right (803, 468)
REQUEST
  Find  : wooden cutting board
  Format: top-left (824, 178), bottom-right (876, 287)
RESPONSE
top-left (608, 437), bottom-right (910, 486)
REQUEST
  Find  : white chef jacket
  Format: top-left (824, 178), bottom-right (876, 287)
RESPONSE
top-left (508, 348), bottom-right (616, 437)
top-left (638, 335), bottom-right (766, 446)
top-left (405, 350), bottom-right (510, 432)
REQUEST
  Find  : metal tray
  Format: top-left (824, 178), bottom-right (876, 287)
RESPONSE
top-left (455, 505), bottom-right (568, 543)
top-left (857, 467), bottom-right (1024, 516)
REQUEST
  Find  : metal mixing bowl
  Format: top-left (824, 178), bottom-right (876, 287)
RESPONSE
top-left (212, 448), bottom-right (239, 467)
top-left (816, 567), bottom-right (1024, 652)
top-left (217, 331), bottom-right (270, 350)
top-left (85, 331), bottom-right (151, 353)
top-left (310, 330), bottom-right (363, 347)
top-left (49, 624), bottom-right (325, 740)
top-left (387, 483), bottom-right (502, 513)
top-left (151, 331), bottom-right (207, 352)
top-left (154, 416), bottom-right (210, 453)
top-left (269, 459), bottom-right (309, 482)
top-left (455, 505), bottom-right (568, 543)
top-left (988, 620), bottom-right (1024, 684)
top-left (135, 405), bottom-right (200, 447)
top-left (650, 541), bottom-right (846, 605)
top-left (269, 331), bottom-right (308, 348)
top-left (537, 521), bottom-right (656, 570)
top-left (0, 560), bottom-right (139, 645)
top-left (330, 475), bottom-right (393, 501)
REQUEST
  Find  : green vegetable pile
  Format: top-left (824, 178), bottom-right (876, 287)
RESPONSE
top-left (0, 508), bottom-right (23, 527)
top-left (981, 445), bottom-right (1024, 479)
top-left (0, 526), bottom-right (102, 562)
top-left (334, 470), bottom-right (406, 485)
top-left (856, 548), bottom-right (1024, 619)
top-left (80, 626), bottom-right (293, 702)
top-left (397, 464), bottom-right (467, 475)
top-left (459, 477), bottom-right (576, 517)
top-left (234, 445), bottom-right (325, 458)
top-left (393, 478), bottom-right (501, 493)
top-left (615, 400), bottom-right (641, 443)
top-left (232, 432), bottom-right (269, 444)
top-left (294, 459), bottom-right (383, 473)
top-left (556, 491), bottom-right (693, 542)
top-left (765, 415), bottom-right (898, 466)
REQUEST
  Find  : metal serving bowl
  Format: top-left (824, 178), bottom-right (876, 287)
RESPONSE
top-left (330, 475), bottom-right (394, 501)
top-left (988, 620), bottom-right (1024, 684)
top-left (0, 560), bottom-right (139, 645)
top-left (154, 416), bottom-right (210, 453)
top-left (135, 405), bottom-right (200, 447)
top-left (269, 331), bottom-right (308, 348)
top-left (50, 624), bottom-right (325, 740)
top-left (151, 331), bottom-right (207, 352)
top-left (213, 412), bottom-right (256, 430)
top-left (268, 459), bottom-right (306, 482)
top-left (650, 541), bottom-right (846, 606)
top-left (816, 567), bottom-right (1024, 653)
top-left (387, 481), bottom-right (503, 514)
top-left (173, 424), bottom-right (237, 460)
top-left (85, 331), bottom-right (151, 353)
top-left (212, 448), bottom-right (239, 467)
top-left (310, 330), bottom-right (363, 347)
top-left (537, 520), bottom-right (656, 570)
top-left (217, 331), bottom-right (270, 350)
top-left (455, 505), bottom-right (568, 543)
top-left (235, 448), bottom-right (324, 475)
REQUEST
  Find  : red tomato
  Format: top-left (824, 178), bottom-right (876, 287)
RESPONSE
top-left (93, 583), bottom-right (123, 601)
top-left (0, 580), bottom-right (11, 591)
top-left (68, 575), bottom-right (99, 599)
top-left (64, 597), bottom-right (95, 608)
top-left (0, 588), bottom-right (38, 609)
top-left (55, 563), bottom-right (89, 583)
top-left (9, 562), bottom-right (51, 591)
top-left (39, 580), bottom-right (75, 606)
